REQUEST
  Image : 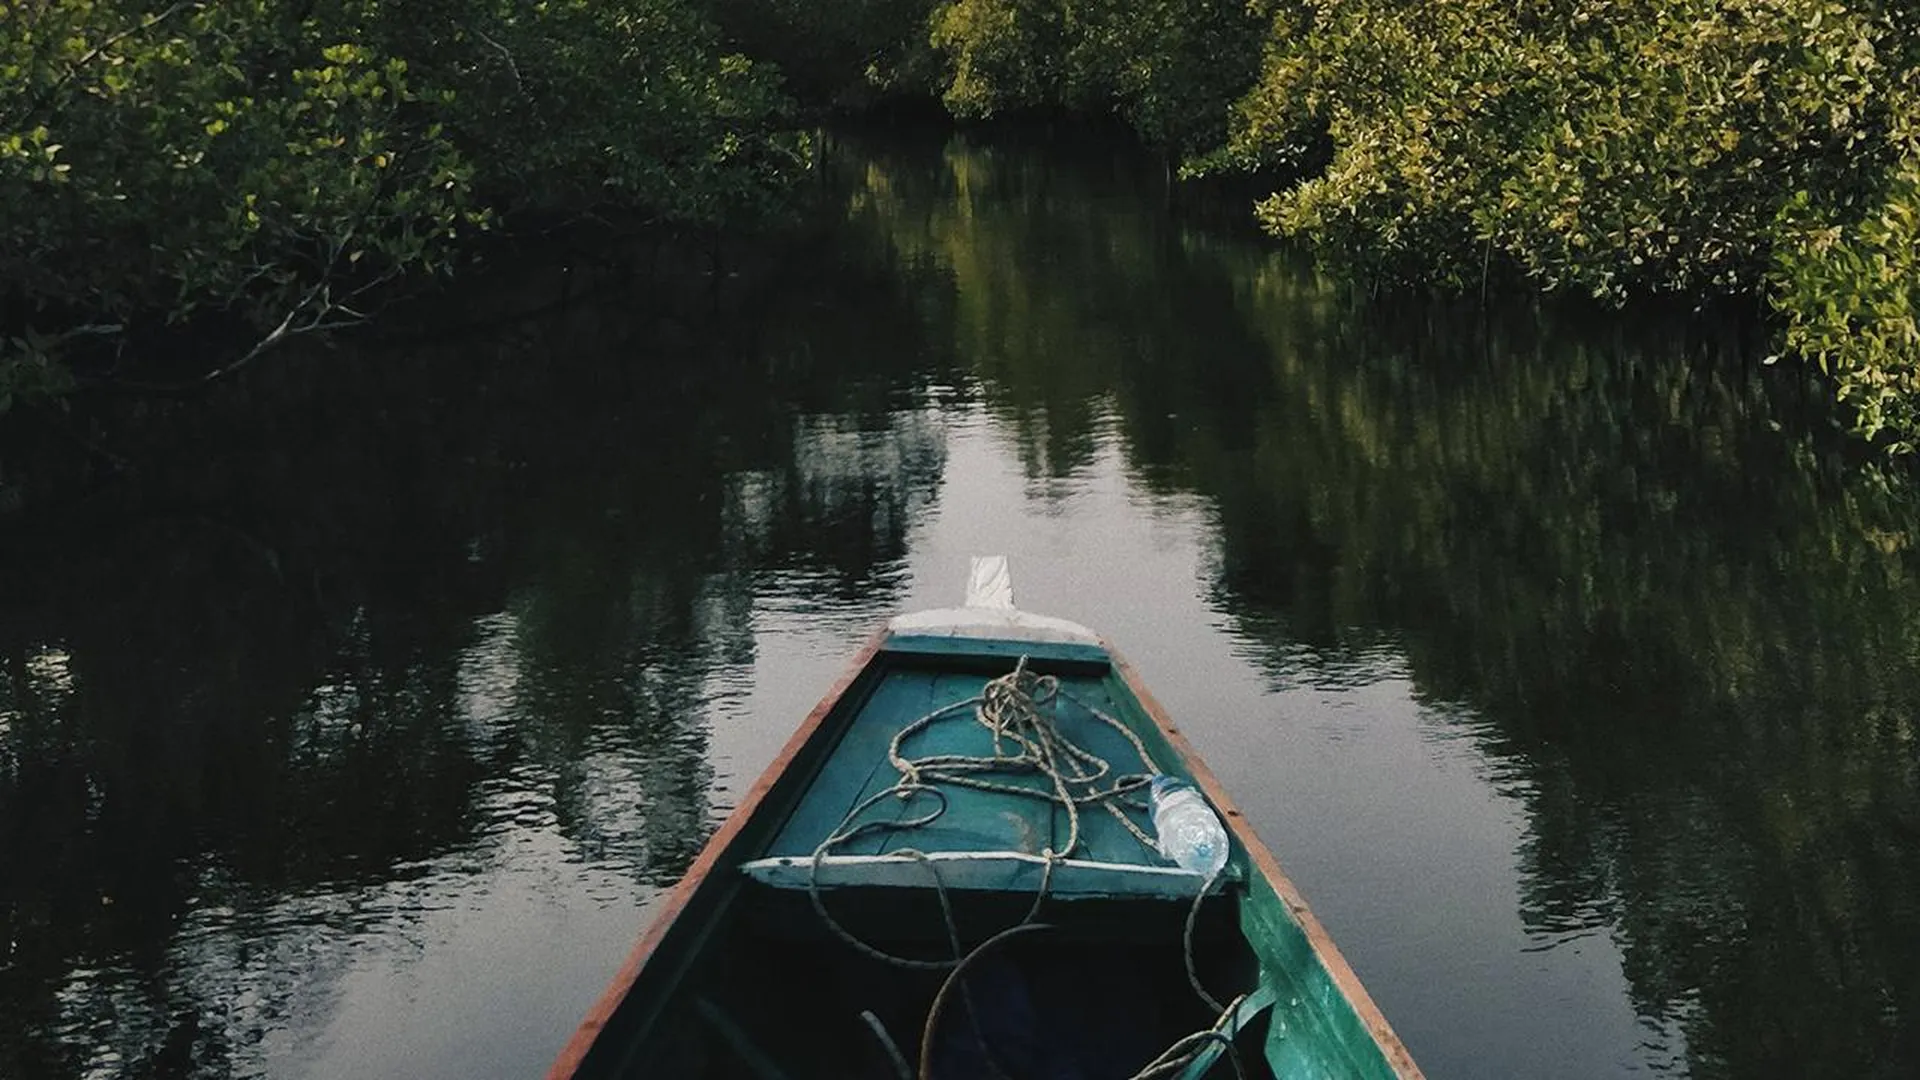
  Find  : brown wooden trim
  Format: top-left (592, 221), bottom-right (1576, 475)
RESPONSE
top-left (545, 631), bottom-right (890, 1080)
top-left (1107, 643), bottom-right (1428, 1080)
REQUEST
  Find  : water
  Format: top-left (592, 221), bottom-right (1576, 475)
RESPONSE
top-left (3, 126), bottom-right (1918, 1080)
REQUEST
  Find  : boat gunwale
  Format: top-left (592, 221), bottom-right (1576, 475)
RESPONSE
top-left (543, 631), bottom-right (887, 1080)
top-left (1106, 643), bottom-right (1427, 1080)
top-left (547, 628), bottom-right (1426, 1080)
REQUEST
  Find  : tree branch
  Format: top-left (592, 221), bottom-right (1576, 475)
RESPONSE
top-left (199, 297), bottom-right (305, 385)
top-left (80, 273), bottom-right (353, 396)
top-left (474, 28), bottom-right (533, 106)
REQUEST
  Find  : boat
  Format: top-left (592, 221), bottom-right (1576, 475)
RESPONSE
top-left (549, 557), bottom-right (1424, 1079)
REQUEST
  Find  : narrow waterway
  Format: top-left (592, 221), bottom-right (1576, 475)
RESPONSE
top-left (3, 127), bottom-right (1917, 1080)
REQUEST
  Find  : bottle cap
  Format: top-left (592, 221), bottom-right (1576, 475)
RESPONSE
top-left (1149, 774), bottom-right (1191, 798)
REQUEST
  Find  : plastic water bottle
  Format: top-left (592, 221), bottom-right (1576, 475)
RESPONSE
top-left (1149, 775), bottom-right (1229, 876)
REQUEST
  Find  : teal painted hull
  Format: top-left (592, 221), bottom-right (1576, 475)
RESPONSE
top-left (550, 631), bottom-right (1422, 1079)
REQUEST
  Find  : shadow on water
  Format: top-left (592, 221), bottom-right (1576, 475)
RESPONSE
top-left (832, 127), bottom-right (1920, 1078)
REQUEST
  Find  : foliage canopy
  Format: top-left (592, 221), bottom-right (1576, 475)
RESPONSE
top-left (1215, 0), bottom-right (1920, 448)
top-left (0, 0), bottom-right (803, 404)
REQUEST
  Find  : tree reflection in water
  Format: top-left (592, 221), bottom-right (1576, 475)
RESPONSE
top-left (0, 228), bottom-right (954, 1077)
top-left (841, 128), bottom-right (1920, 1079)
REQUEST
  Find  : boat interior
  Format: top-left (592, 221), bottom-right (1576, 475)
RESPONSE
top-left (566, 640), bottom-right (1400, 1079)
top-left (621, 885), bottom-right (1270, 1079)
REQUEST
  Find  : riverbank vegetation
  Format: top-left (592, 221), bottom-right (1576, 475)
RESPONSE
top-left (0, 0), bottom-right (803, 406)
top-left (914, 0), bottom-right (1920, 451)
top-left (3, 1), bottom-right (1919, 452)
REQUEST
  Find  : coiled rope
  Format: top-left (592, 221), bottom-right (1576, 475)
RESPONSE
top-left (807, 656), bottom-right (1246, 1079)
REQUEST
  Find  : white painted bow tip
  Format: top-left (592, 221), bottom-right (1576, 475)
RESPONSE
top-left (966, 554), bottom-right (1015, 610)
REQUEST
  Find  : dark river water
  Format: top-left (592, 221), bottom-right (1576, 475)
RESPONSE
top-left (4, 127), bottom-right (1919, 1080)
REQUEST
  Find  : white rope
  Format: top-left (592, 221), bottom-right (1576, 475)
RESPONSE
top-left (806, 656), bottom-right (1243, 1079)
